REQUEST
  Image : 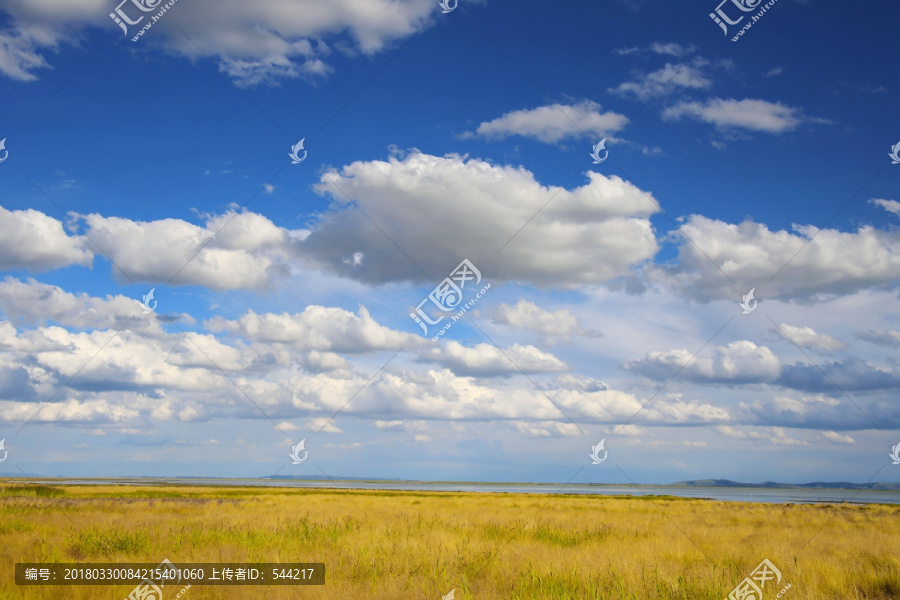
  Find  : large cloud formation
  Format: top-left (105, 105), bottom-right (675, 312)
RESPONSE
top-left (0, 0), bottom-right (435, 85)
top-left (303, 151), bottom-right (660, 287)
top-left (651, 215), bottom-right (900, 302)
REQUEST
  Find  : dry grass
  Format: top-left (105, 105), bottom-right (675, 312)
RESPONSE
top-left (0, 481), bottom-right (898, 599)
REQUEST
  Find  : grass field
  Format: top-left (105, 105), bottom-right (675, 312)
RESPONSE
top-left (1, 481), bottom-right (898, 599)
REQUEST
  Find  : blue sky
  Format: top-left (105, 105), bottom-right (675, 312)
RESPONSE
top-left (0, 0), bottom-right (898, 484)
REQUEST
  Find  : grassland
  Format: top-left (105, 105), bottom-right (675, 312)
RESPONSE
top-left (0, 481), bottom-right (898, 599)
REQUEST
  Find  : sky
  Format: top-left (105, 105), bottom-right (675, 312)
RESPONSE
top-left (0, 0), bottom-right (898, 484)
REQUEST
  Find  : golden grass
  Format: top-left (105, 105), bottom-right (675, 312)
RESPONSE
top-left (0, 481), bottom-right (898, 599)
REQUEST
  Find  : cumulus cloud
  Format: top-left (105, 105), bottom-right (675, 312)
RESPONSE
top-left (471, 100), bottom-right (629, 143)
top-left (608, 59), bottom-right (712, 100)
top-left (550, 374), bottom-right (608, 392)
top-left (0, 398), bottom-right (140, 424)
top-left (651, 215), bottom-right (900, 302)
top-left (0, 0), bottom-right (435, 85)
top-left (511, 420), bottom-right (582, 437)
top-left (417, 341), bottom-right (569, 377)
top-left (0, 303), bottom-right (736, 430)
top-left (771, 323), bottom-right (846, 352)
top-left (206, 306), bottom-right (424, 353)
top-left (490, 299), bottom-right (601, 345)
top-left (624, 341), bottom-right (782, 385)
top-left (734, 393), bottom-right (886, 431)
top-left (284, 417), bottom-right (342, 433)
top-left (714, 425), bottom-right (808, 446)
top-left (295, 350), bottom-right (351, 372)
top-left (0, 277), bottom-right (182, 333)
top-left (74, 209), bottom-right (299, 291)
top-left (662, 98), bottom-right (815, 133)
top-left (822, 431), bottom-right (854, 444)
top-left (375, 419), bottom-right (424, 432)
top-left (304, 151), bottom-right (660, 288)
top-left (0, 206), bottom-right (92, 271)
top-left (275, 420), bottom-right (302, 431)
top-left (373, 419), bottom-right (429, 440)
top-left (625, 337), bottom-right (898, 395)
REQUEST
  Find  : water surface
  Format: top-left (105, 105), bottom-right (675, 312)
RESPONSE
top-left (15, 478), bottom-right (900, 505)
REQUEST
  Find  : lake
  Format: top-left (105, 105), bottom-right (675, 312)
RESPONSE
top-left (16, 478), bottom-right (900, 505)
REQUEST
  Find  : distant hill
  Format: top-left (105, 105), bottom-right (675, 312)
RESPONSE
top-left (673, 479), bottom-right (900, 491)
top-left (259, 476), bottom-right (900, 490)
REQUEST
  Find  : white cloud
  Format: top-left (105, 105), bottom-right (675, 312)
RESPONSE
top-left (306, 151), bottom-right (660, 288)
top-left (472, 100), bottom-right (629, 143)
top-left (614, 42), bottom-right (696, 58)
top-left (714, 425), bottom-right (808, 446)
top-left (206, 306), bottom-right (423, 353)
top-left (662, 98), bottom-right (811, 133)
top-left (0, 26), bottom-right (52, 81)
top-left (0, 277), bottom-right (183, 333)
top-left (771, 323), bottom-right (846, 352)
top-left (75, 209), bottom-right (298, 291)
top-left (1, 0), bottom-right (436, 85)
top-left (304, 417), bottom-right (343, 433)
top-left (418, 341), bottom-right (568, 377)
top-left (0, 206), bottom-right (92, 271)
top-left (624, 341), bottom-right (782, 384)
top-left (511, 420), bottom-right (582, 437)
top-left (822, 431), bottom-right (854, 444)
top-left (648, 42), bottom-right (695, 57)
top-left (491, 299), bottom-right (600, 344)
top-left (0, 398), bottom-right (139, 423)
top-left (374, 419), bottom-right (427, 438)
top-left (870, 198), bottom-right (900, 217)
top-left (296, 350), bottom-right (351, 372)
top-left (608, 424), bottom-right (643, 437)
top-left (652, 215), bottom-right (900, 302)
top-left (0, 310), bottom-right (734, 429)
top-left (609, 60), bottom-right (712, 101)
